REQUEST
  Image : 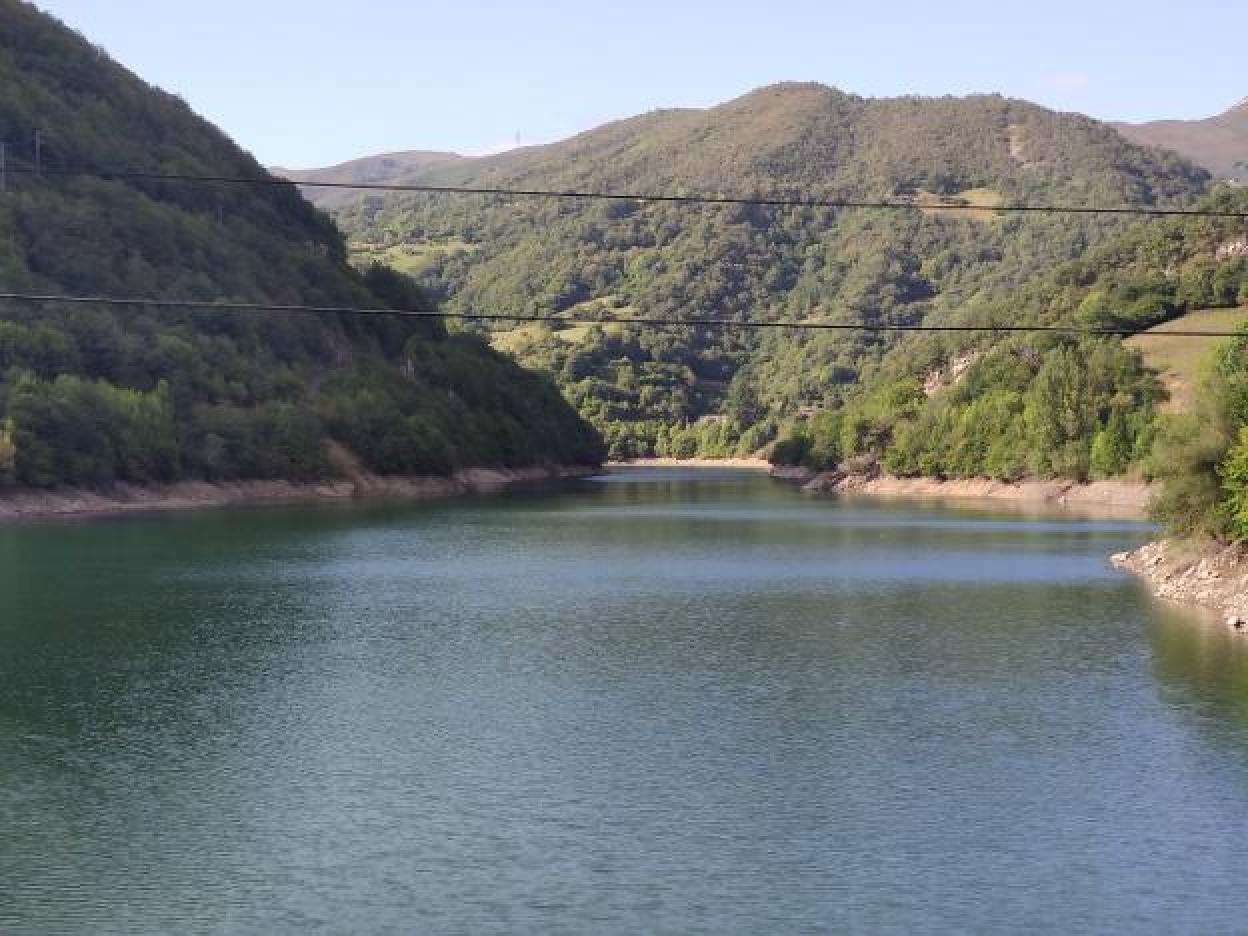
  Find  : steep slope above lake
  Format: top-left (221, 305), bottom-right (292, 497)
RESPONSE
top-left (0, 0), bottom-right (604, 491)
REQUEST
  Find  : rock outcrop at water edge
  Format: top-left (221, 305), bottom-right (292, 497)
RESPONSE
top-left (1112, 540), bottom-right (1248, 635)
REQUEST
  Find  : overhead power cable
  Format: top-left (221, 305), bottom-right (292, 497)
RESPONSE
top-left (0, 292), bottom-right (1244, 338)
top-left (5, 165), bottom-right (1248, 220)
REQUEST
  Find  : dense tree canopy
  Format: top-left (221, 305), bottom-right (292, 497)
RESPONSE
top-left (302, 83), bottom-right (1209, 459)
top-left (0, 0), bottom-right (603, 488)
top-left (772, 187), bottom-right (1248, 541)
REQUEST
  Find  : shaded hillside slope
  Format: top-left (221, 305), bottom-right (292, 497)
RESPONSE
top-left (0, 0), bottom-right (602, 489)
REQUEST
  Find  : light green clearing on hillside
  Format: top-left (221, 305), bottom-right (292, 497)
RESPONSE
top-left (349, 241), bottom-right (477, 276)
top-left (492, 321), bottom-right (628, 354)
top-left (915, 188), bottom-right (1004, 222)
top-left (1126, 306), bottom-right (1248, 412)
top-left (561, 296), bottom-right (640, 317)
top-left (490, 296), bottom-right (638, 353)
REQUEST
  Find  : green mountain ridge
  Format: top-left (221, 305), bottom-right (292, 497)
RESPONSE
top-left (296, 83), bottom-right (1210, 458)
top-left (0, 0), bottom-right (603, 489)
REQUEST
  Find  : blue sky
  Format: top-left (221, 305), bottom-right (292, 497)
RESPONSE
top-left (34, 0), bottom-right (1248, 169)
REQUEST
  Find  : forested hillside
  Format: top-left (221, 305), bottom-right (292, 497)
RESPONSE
top-left (772, 186), bottom-right (1248, 535)
top-left (297, 83), bottom-right (1210, 458)
top-left (0, 0), bottom-right (603, 489)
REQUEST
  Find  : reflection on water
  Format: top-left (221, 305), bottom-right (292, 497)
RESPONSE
top-left (2, 470), bottom-right (1248, 933)
top-left (1151, 606), bottom-right (1248, 738)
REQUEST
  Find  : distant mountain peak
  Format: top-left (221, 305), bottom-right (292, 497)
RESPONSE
top-left (1115, 100), bottom-right (1248, 180)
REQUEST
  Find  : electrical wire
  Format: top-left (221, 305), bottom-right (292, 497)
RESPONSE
top-left (5, 165), bottom-right (1248, 220)
top-left (0, 292), bottom-right (1242, 338)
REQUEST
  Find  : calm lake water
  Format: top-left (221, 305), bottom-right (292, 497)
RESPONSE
top-left (3, 469), bottom-right (1248, 934)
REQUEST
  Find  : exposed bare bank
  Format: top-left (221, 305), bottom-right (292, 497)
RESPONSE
top-left (781, 468), bottom-right (1155, 515)
top-left (608, 458), bottom-right (772, 469)
top-left (0, 466), bottom-right (594, 523)
top-left (1111, 540), bottom-right (1248, 633)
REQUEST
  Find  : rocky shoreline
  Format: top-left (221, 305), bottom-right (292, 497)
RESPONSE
top-left (607, 457), bottom-right (771, 469)
top-left (1111, 540), bottom-right (1248, 634)
top-left (773, 467), bottom-right (1155, 515)
top-left (0, 465), bottom-right (597, 523)
top-left (770, 465), bottom-right (1248, 635)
